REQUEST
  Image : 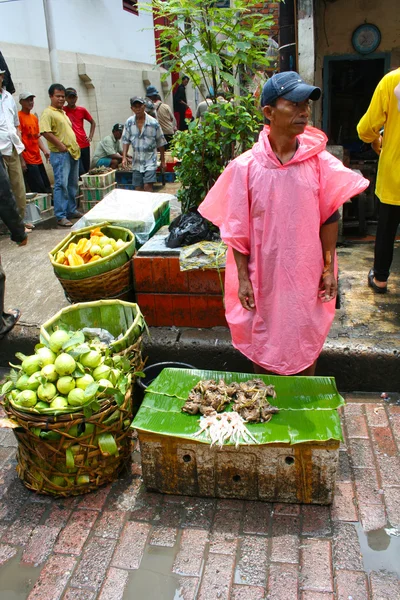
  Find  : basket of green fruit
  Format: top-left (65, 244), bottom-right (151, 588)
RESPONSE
top-left (1, 321), bottom-right (144, 496)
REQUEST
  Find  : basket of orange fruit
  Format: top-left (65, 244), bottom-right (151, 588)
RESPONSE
top-left (49, 223), bottom-right (136, 303)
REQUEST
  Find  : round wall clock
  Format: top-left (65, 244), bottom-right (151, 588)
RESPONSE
top-left (352, 24), bottom-right (381, 55)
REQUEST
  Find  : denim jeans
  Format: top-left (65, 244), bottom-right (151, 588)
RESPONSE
top-left (49, 151), bottom-right (79, 220)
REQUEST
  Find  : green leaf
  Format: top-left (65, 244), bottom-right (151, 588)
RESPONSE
top-left (15, 352), bottom-right (26, 362)
top-left (68, 344), bottom-right (91, 359)
top-left (62, 331), bottom-right (85, 351)
top-left (9, 369), bottom-right (19, 384)
top-left (83, 405), bottom-right (93, 419)
top-left (132, 368), bottom-right (344, 446)
top-left (98, 433), bottom-right (118, 456)
top-left (1, 381), bottom-right (14, 395)
top-left (84, 382), bottom-right (99, 399)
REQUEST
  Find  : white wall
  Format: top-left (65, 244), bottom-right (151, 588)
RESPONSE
top-left (1, 0), bottom-right (156, 64)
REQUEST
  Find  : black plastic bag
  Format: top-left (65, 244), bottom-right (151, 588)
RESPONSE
top-left (166, 212), bottom-right (219, 248)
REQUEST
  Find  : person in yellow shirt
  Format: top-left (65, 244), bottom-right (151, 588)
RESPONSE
top-left (39, 84), bottom-right (81, 227)
top-left (357, 68), bottom-right (400, 293)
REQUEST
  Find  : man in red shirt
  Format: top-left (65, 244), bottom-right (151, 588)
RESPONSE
top-left (63, 88), bottom-right (96, 175)
top-left (18, 92), bottom-right (52, 194)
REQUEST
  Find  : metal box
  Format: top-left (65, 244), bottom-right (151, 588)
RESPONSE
top-left (138, 432), bottom-right (340, 505)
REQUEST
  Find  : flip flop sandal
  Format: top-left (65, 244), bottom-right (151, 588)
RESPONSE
top-left (0, 308), bottom-right (21, 340)
top-left (368, 269), bottom-right (387, 294)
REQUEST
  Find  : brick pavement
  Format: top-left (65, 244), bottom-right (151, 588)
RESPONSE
top-left (0, 400), bottom-right (398, 599)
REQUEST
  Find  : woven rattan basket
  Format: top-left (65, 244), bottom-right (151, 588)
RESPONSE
top-left (57, 258), bottom-right (134, 303)
top-left (6, 339), bottom-right (144, 497)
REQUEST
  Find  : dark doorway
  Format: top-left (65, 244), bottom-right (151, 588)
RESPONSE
top-left (326, 58), bottom-right (385, 154)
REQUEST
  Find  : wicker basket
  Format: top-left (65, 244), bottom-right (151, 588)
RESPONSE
top-left (57, 257), bottom-right (134, 303)
top-left (5, 339), bottom-right (144, 497)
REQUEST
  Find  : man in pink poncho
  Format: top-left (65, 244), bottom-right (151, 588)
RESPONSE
top-left (199, 72), bottom-right (369, 376)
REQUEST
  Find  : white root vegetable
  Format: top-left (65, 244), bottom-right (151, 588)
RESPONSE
top-left (193, 410), bottom-right (258, 448)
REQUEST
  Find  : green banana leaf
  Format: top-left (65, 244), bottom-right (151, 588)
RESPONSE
top-left (40, 300), bottom-right (145, 353)
top-left (132, 368), bottom-right (344, 445)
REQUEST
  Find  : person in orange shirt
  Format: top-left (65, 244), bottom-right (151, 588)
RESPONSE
top-left (18, 92), bottom-right (52, 194)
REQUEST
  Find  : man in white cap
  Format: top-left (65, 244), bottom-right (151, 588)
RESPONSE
top-left (18, 92), bottom-right (51, 194)
top-left (146, 85), bottom-right (176, 148)
top-left (0, 69), bottom-right (32, 230)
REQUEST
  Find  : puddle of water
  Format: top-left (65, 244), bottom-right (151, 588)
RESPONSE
top-left (0, 551), bottom-right (41, 599)
top-left (123, 542), bottom-right (181, 600)
top-left (356, 523), bottom-right (400, 577)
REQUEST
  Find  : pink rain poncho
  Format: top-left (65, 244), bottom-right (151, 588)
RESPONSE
top-left (199, 126), bottom-right (369, 374)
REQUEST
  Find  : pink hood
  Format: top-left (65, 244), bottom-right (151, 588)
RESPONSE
top-left (252, 125), bottom-right (328, 168)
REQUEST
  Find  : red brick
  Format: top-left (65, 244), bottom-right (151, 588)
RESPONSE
top-left (22, 525), bottom-right (61, 566)
top-left (197, 553), bottom-right (235, 600)
top-left (231, 584), bottom-right (266, 599)
top-left (0, 447), bottom-right (14, 467)
top-left (94, 511), bottom-right (126, 539)
top-left (270, 514), bottom-right (300, 564)
top-left (129, 491), bottom-right (161, 521)
top-left (337, 451), bottom-right (352, 483)
top-left (365, 404), bottom-right (389, 427)
top-left (389, 414), bottom-right (400, 446)
top-left (111, 521), bottom-right (150, 570)
top-left (301, 505), bottom-right (332, 537)
top-left (335, 569), bottom-right (369, 600)
top-left (243, 501), bottom-right (271, 535)
top-left (97, 567), bottom-right (129, 600)
top-left (372, 426), bottom-right (397, 457)
top-left (217, 498), bottom-right (244, 511)
top-left (78, 485), bottom-right (111, 511)
top-left (135, 293), bottom-right (156, 325)
top-left (0, 543), bottom-right (17, 565)
top-left (151, 257), bottom-right (170, 292)
top-left (172, 295), bottom-right (192, 327)
top-left (176, 576), bottom-right (199, 600)
top-left (149, 526), bottom-right (177, 547)
top-left (358, 502), bottom-right (387, 532)
top-left (2, 503), bottom-right (46, 546)
top-left (267, 563), bottom-right (298, 600)
top-left (209, 509), bottom-right (241, 554)
top-left (46, 506), bottom-right (72, 528)
top-left (345, 414), bottom-right (369, 439)
top-left (54, 509), bottom-right (97, 555)
top-left (343, 403), bottom-right (364, 415)
top-left (157, 502), bottom-right (182, 527)
top-left (154, 293), bottom-right (174, 326)
top-left (27, 554), bottom-right (76, 600)
top-left (332, 523), bottom-right (363, 571)
top-left (236, 536), bottom-right (269, 586)
top-left (300, 539), bottom-right (333, 592)
top-left (349, 438), bottom-right (375, 468)
top-left (383, 486), bottom-right (400, 528)
top-left (370, 570), bottom-right (400, 599)
top-left (173, 528), bottom-right (208, 576)
top-left (63, 590), bottom-right (95, 600)
top-left (353, 468), bottom-right (383, 505)
top-left (71, 537), bottom-right (117, 591)
top-left (332, 482), bottom-right (358, 522)
top-left (301, 593), bottom-right (334, 600)
top-left (182, 498), bottom-right (215, 529)
top-left (167, 258), bottom-right (189, 293)
top-left (273, 503), bottom-right (301, 516)
top-left (107, 477), bottom-right (141, 512)
top-left (376, 455), bottom-right (400, 487)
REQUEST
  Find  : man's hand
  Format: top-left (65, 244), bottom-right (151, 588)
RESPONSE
top-left (121, 157), bottom-right (127, 168)
top-left (20, 156), bottom-right (27, 172)
top-left (371, 136), bottom-right (382, 155)
top-left (319, 272), bottom-right (337, 303)
top-left (160, 159), bottom-right (166, 170)
top-left (238, 278), bottom-right (255, 311)
top-left (44, 150), bottom-right (50, 162)
top-left (58, 143), bottom-right (68, 153)
top-left (18, 238), bottom-right (28, 247)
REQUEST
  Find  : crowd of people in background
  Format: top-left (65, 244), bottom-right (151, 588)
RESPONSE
top-left (0, 73), bottom-right (196, 229)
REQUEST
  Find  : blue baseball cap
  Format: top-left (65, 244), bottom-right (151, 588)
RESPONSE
top-left (261, 71), bottom-right (321, 107)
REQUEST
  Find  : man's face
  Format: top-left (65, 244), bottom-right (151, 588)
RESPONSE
top-left (131, 102), bottom-right (145, 117)
top-left (113, 130), bottom-right (122, 140)
top-left (20, 97), bottom-right (35, 111)
top-left (264, 97), bottom-right (310, 136)
top-left (183, 78), bottom-right (189, 87)
top-left (50, 89), bottom-right (66, 109)
top-left (66, 94), bottom-right (77, 108)
top-left (0, 73), bottom-right (4, 89)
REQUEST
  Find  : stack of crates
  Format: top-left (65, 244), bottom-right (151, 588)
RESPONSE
top-left (81, 170), bottom-right (117, 212)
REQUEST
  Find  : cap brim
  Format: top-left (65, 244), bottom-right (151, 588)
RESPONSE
top-left (283, 84), bottom-right (321, 103)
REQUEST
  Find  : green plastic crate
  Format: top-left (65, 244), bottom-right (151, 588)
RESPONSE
top-left (49, 223), bottom-right (135, 281)
top-left (81, 170), bottom-right (116, 189)
top-left (82, 183), bottom-right (116, 203)
top-left (40, 300), bottom-right (145, 353)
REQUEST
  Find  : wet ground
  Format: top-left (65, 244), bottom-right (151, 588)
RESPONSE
top-left (0, 394), bottom-right (398, 599)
